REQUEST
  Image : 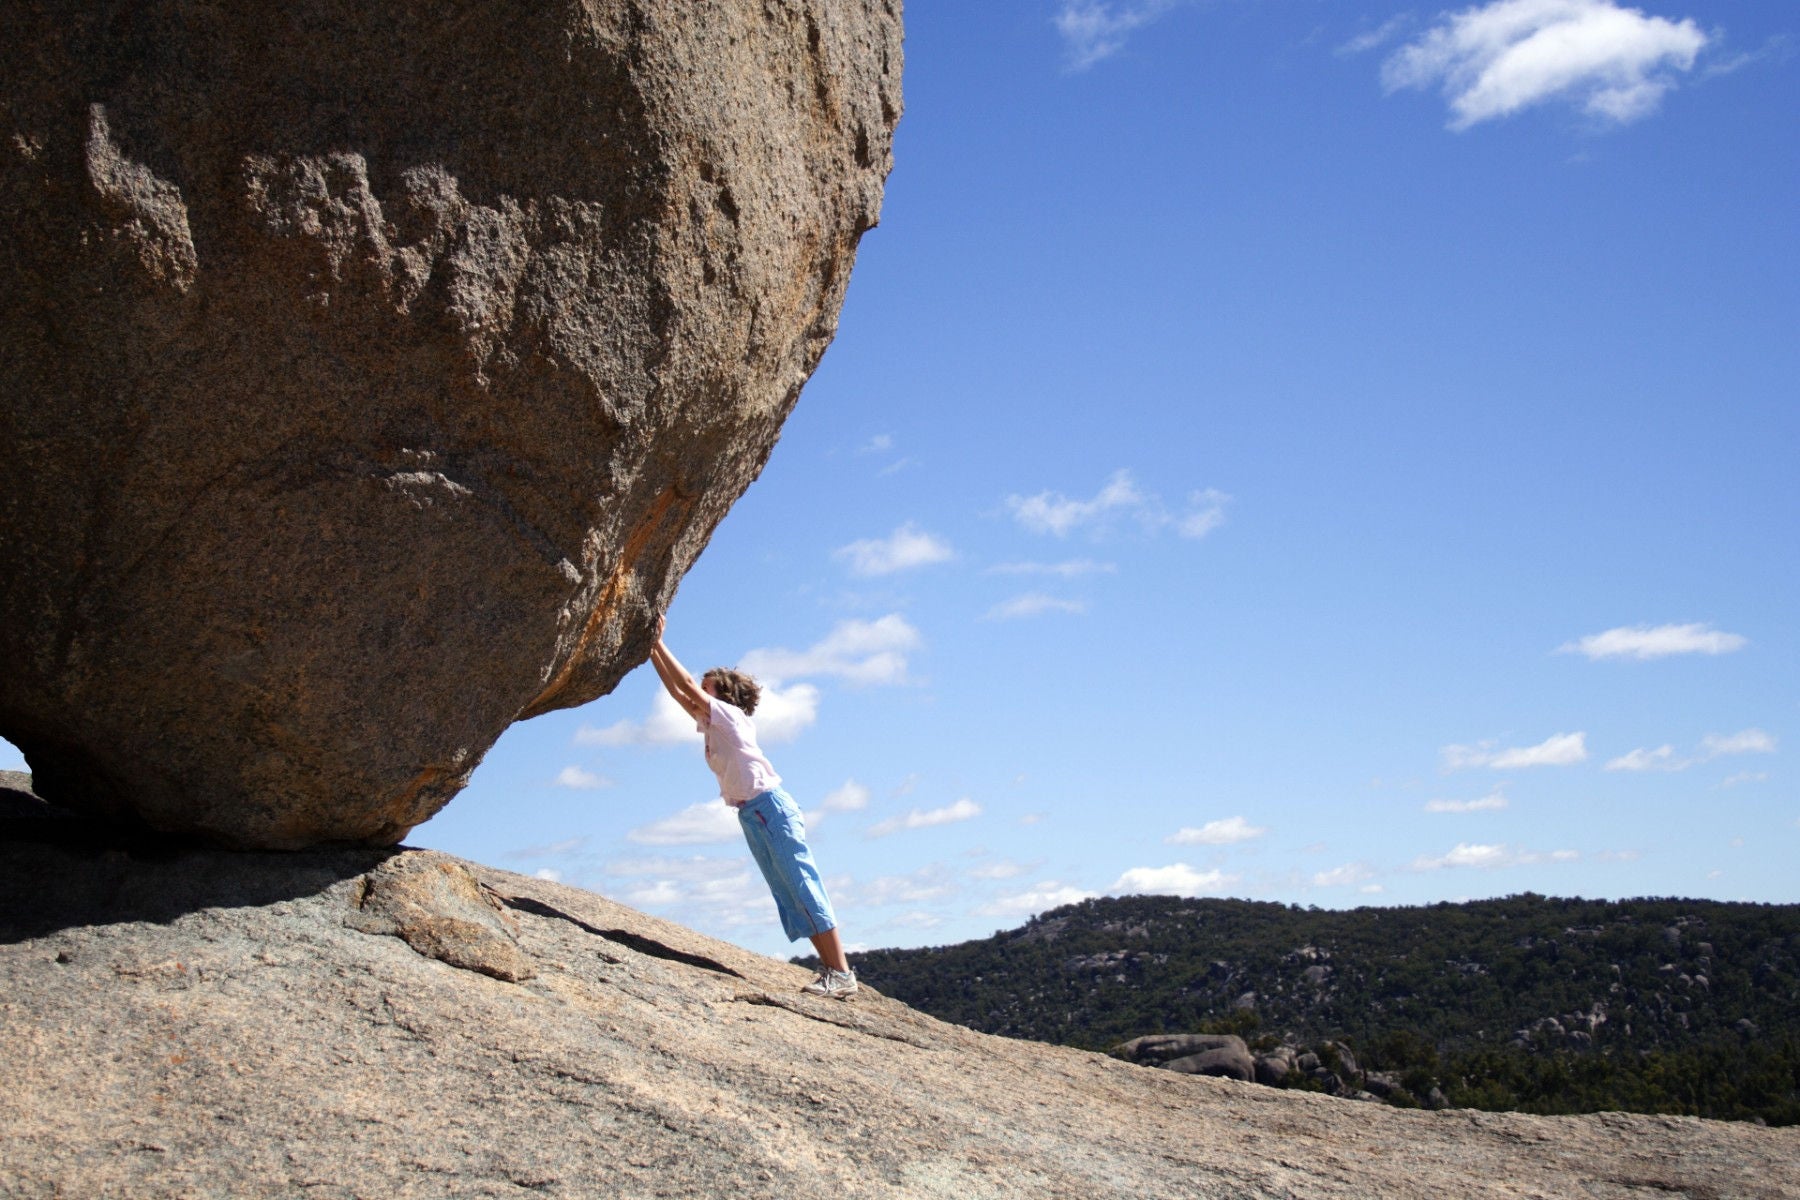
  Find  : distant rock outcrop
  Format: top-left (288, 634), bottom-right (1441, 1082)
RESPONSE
top-left (1116, 1032), bottom-right (1371, 1094)
top-left (1112, 1033), bottom-right (1249, 1067)
top-left (0, 0), bottom-right (901, 848)
top-left (4, 811), bottom-right (1797, 1198)
top-left (1113, 1032), bottom-right (1257, 1081)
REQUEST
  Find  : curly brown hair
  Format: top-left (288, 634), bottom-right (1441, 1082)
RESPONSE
top-left (701, 668), bottom-right (761, 715)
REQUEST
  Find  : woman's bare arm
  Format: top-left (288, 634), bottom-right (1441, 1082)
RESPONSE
top-left (649, 616), bottom-right (710, 722)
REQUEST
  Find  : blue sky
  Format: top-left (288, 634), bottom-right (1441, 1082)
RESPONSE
top-left (7, 1), bottom-right (1794, 958)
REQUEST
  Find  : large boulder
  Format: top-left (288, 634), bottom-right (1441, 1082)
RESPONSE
top-left (0, 0), bottom-right (902, 847)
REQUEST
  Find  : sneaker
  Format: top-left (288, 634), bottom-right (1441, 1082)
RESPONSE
top-left (802, 967), bottom-right (858, 999)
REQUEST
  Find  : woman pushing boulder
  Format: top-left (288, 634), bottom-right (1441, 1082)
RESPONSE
top-left (647, 616), bottom-right (857, 999)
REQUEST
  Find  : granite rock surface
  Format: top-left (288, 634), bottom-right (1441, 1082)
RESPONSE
top-left (3, 808), bottom-right (1795, 1199)
top-left (0, 0), bottom-right (901, 847)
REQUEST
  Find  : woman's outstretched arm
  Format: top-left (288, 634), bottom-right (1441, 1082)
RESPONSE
top-left (649, 616), bottom-right (710, 722)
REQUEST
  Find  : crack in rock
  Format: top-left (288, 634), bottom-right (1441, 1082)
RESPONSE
top-left (498, 893), bottom-right (740, 978)
top-left (729, 990), bottom-right (937, 1050)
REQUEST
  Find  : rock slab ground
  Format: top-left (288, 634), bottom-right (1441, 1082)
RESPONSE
top-left (4, 816), bottom-right (1795, 1198)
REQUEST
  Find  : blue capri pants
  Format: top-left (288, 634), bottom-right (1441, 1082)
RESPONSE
top-left (737, 788), bottom-right (837, 942)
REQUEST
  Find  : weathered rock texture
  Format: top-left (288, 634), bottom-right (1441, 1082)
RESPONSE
top-left (3, 814), bottom-right (1796, 1198)
top-left (0, 0), bottom-right (901, 847)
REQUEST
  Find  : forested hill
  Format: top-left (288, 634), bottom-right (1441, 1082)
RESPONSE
top-left (840, 893), bottom-right (1800, 1124)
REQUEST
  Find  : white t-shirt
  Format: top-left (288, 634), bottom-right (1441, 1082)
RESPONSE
top-left (698, 696), bottom-right (781, 805)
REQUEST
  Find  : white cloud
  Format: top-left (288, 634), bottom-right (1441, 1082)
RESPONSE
top-left (577, 689), bottom-right (701, 748)
top-left (1110, 863), bottom-right (1237, 897)
top-left (1414, 841), bottom-right (1511, 869)
top-left (1167, 816), bottom-right (1268, 845)
top-left (622, 880), bottom-right (683, 906)
top-left (977, 881), bottom-right (1097, 919)
top-left (1607, 728), bottom-right (1775, 773)
top-left (605, 856), bottom-right (775, 928)
top-left (852, 432), bottom-right (913, 473)
top-left (1007, 469), bottom-right (1145, 536)
top-left (1360, 884), bottom-right (1387, 895)
top-left (820, 780), bottom-right (871, 813)
top-left (554, 765), bottom-right (612, 790)
top-left (884, 911), bottom-right (945, 931)
top-left (608, 852), bottom-right (748, 883)
top-left (1701, 33), bottom-right (1794, 80)
top-left (533, 868), bottom-right (562, 883)
top-left (1492, 732), bottom-right (1589, 767)
top-left (1425, 787), bottom-right (1510, 812)
top-left (1313, 863), bottom-right (1375, 888)
top-left (1442, 731), bottom-right (1588, 770)
top-left (1339, 15), bottom-right (1413, 57)
top-left (867, 797), bottom-right (982, 839)
top-left (1413, 842), bottom-right (1580, 870)
top-left (1006, 469), bottom-right (1230, 541)
top-left (1054, 0), bottom-right (1180, 71)
top-left (1701, 728), bottom-right (1777, 757)
top-left (839, 867), bottom-right (958, 908)
top-left (987, 559), bottom-right (1117, 578)
top-left (738, 615), bottom-right (922, 688)
top-left (504, 836), bottom-right (587, 861)
top-left (1177, 489), bottom-right (1230, 539)
top-left (1560, 622), bottom-right (1748, 660)
top-left (627, 802), bottom-right (741, 847)
top-left (1383, 0), bottom-right (1709, 129)
top-left (986, 593), bottom-right (1088, 621)
top-left (1606, 744), bottom-right (1687, 772)
top-left (579, 681), bottom-right (817, 749)
top-left (745, 683), bottom-right (820, 744)
top-left (834, 523), bottom-right (954, 577)
top-left (1717, 771), bottom-right (1768, 789)
top-left (969, 858), bottom-right (1032, 881)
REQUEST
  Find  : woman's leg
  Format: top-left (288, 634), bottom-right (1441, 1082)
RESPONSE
top-left (809, 926), bottom-right (849, 974)
top-left (738, 790), bottom-right (838, 944)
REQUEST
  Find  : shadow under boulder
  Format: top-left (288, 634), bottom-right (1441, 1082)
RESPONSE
top-left (0, 772), bottom-right (394, 942)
